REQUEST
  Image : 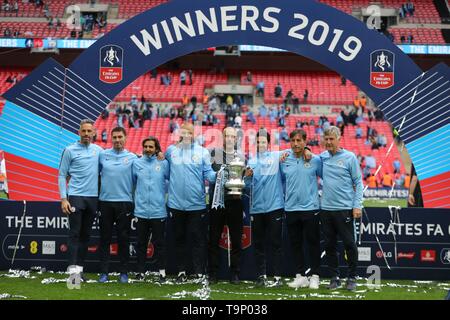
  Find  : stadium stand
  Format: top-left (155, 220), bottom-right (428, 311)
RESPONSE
top-left (242, 71), bottom-right (359, 105)
top-left (319, 0), bottom-right (441, 24)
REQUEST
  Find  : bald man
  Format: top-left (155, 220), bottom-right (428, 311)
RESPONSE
top-left (208, 127), bottom-right (245, 285)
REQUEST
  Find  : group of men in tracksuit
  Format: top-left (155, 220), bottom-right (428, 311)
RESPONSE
top-left (59, 119), bottom-right (363, 290)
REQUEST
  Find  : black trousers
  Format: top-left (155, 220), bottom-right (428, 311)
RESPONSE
top-left (67, 196), bottom-right (98, 268)
top-left (286, 210), bottom-right (321, 276)
top-left (251, 209), bottom-right (283, 277)
top-left (208, 198), bottom-right (244, 276)
top-left (98, 201), bottom-right (133, 274)
top-left (170, 208), bottom-right (207, 275)
top-left (136, 217), bottom-right (166, 273)
top-left (320, 210), bottom-right (358, 279)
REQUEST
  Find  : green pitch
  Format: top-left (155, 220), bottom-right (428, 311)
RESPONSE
top-left (0, 271), bottom-right (448, 300)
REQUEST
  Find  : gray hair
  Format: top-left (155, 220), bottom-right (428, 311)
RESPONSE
top-left (79, 119), bottom-right (95, 127)
top-left (324, 126), bottom-right (341, 139)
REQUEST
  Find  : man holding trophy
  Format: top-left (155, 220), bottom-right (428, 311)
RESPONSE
top-left (208, 127), bottom-right (246, 285)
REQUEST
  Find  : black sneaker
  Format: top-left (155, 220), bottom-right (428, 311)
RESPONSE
top-left (272, 277), bottom-right (283, 287)
top-left (193, 274), bottom-right (206, 284)
top-left (327, 277), bottom-right (342, 290)
top-left (176, 273), bottom-right (187, 284)
top-left (345, 278), bottom-right (357, 291)
top-left (230, 273), bottom-right (240, 285)
top-left (135, 273), bottom-right (145, 281)
top-left (255, 275), bottom-right (267, 287)
top-left (158, 274), bottom-right (166, 284)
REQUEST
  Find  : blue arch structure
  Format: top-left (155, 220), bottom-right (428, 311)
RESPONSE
top-left (0, 0), bottom-right (448, 206)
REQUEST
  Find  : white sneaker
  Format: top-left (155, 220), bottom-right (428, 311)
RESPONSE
top-left (309, 274), bottom-right (320, 289)
top-left (288, 274), bottom-right (309, 288)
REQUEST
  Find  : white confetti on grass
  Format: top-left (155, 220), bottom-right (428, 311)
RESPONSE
top-left (385, 283), bottom-right (419, 288)
top-left (167, 283), bottom-right (211, 300)
top-left (107, 293), bottom-right (127, 297)
top-left (1, 270), bottom-right (36, 279)
top-left (210, 288), bottom-right (363, 300)
top-left (41, 277), bottom-right (67, 284)
top-left (0, 293), bottom-right (28, 300)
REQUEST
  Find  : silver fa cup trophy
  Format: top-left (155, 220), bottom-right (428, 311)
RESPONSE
top-left (224, 153), bottom-right (246, 196)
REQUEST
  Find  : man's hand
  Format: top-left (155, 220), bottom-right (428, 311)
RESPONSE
top-left (244, 168), bottom-right (254, 177)
top-left (408, 194), bottom-right (415, 206)
top-left (280, 151), bottom-right (290, 163)
top-left (303, 149), bottom-right (312, 161)
top-left (352, 208), bottom-right (362, 219)
top-left (157, 152), bottom-right (165, 161)
top-left (61, 199), bottom-right (72, 215)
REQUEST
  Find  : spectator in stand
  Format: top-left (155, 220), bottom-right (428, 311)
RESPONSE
top-left (190, 95), bottom-right (198, 109)
top-left (246, 71), bottom-right (252, 83)
top-left (4, 27), bottom-right (12, 37)
top-left (365, 154), bottom-right (376, 171)
top-left (341, 76), bottom-right (346, 86)
top-left (269, 107), bottom-right (277, 123)
top-left (303, 89), bottom-right (308, 103)
top-left (407, 34), bottom-right (414, 44)
top-left (247, 110), bottom-right (256, 125)
top-left (394, 173), bottom-right (405, 188)
top-left (374, 108), bottom-right (384, 121)
top-left (180, 70), bottom-right (186, 85)
top-left (377, 134), bottom-right (387, 148)
top-left (280, 126), bottom-right (289, 143)
top-left (274, 82), bottom-right (283, 98)
top-left (101, 129), bottom-right (107, 143)
top-left (367, 174), bottom-right (378, 188)
top-left (256, 81), bottom-right (265, 97)
top-left (314, 125), bottom-right (323, 136)
top-left (406, 1), bottom-right (415, 16)
top-left (226, 94), bottom-right (233, 107)
top-left (292, 96), bottom-right (300, 114)
top-left (338, 121), bottom-right (345, 137)
top-left (353, 96), bottom-right (360, 111)
top-left (182, 94), bottom-right (189, 107)
top-left (188, 69), bottom-right (193, 85)
top-left (130, 95), bottom-right (138, 108)
top-left (336, 114), bottom-right (344, 127)
top-left (259, 104), bottom-right (267, 118)
top-left (12, 1), bottom-right (18, 16)
top-left (169, 119), bottom-right (179, 134)
top-left (381, 172), bottom-right (393, 188)
top-left (234, 113), bottom-right (242, 128)
top-left (360, 96), bottom-right (367, 113)
top-left (370, 136), bottom-right (379, 150)
top-left (367, 108), bottom-right (375, 122)
top-left (5, 75), bottom-right (16, 84)
top-left (101, 107), bottom-right (109, 119)
top-left (393, 158), bottom-right (401, 174)
top-left (356, 153), bottom-right (364, 166)
top-left (399, 5), bottom-right (406, 19)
